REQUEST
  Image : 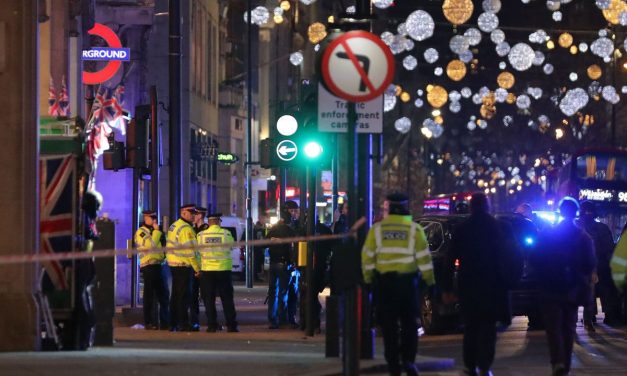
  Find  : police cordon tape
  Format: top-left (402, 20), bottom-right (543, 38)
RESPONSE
top-left (0, 217), bottom-right (366, 265)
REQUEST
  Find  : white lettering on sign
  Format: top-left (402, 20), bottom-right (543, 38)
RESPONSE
top-left (317, 83), bottom-right (383, 133)
top-left (578, 188), bottom-right (614, 202)
top-left (81, 48), bottom-right (131, 61)
top-left (618, 191), bottom-right (627, 203)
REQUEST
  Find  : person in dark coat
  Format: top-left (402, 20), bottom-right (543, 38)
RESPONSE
top-left (531, 197), bottom-right (596, 376)
top-left (578, 200), bottom-right (621, 328)
top-left (444, 193), bottom-right (512, 376)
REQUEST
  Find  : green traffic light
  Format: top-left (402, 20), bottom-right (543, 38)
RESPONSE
top-left (304, 141), bottom-right (323, 159)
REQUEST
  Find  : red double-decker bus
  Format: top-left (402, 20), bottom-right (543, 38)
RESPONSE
top-left (422, 192), bottom-right (474, 215)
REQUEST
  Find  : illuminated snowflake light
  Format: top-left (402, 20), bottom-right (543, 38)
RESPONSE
top-left (503, 115), bottom-right (513, 126)
top-left (389, 35), bottom-right (408, 55)
top-left (543, 63), bottom-right (554, 74)
top-left (403, 55), bottom-right (418, 71)
top-left (491, 29), bottom-right (505, 44)
top-left (434, 67), bottom-right (444, 76)
top-left (406, 10), bottom-right (435, 41)
top-left (478, 12), bottom-right (499, 32)
top-left (405, 39), bottom-right (415, 51)
top-left (449, 90), bottom-right (462, 101)
top-left (495, 88), bottom-right (508, 102)
top-left (397, 23), bottom-right (408, 36)
top-left (516, 94), bottom-right (531, 109)
top-left (508, 43), bottom-right (535, 71)
top-left (384, 93), bottom-right (397, 112)
top-left (533, 51), bottom-right (545, 66)
top-left (289, 51), bottom-right (303, 66)
top-left (462, 87), bottom-right (472, 98)
top-left (380, 31), bottom-right (394, 45)
top-left (449, 101), bottom-right (462, 113)
top-left (529, 30), bottom-right (548, 44)
top-left (553, 11), bottom-right (563, 22)
top-left (602, 85), bottom-right (620, 104)
top-left (450, 35), bottom-right (470, 54)
top-left (394, 117), bottom-right (412, 134)
top-left (478, 119), bottom-right (488, 129)
top-left (465, 28), bottom-right (482, 46)
top-left (499, 61), bottom-right (507, 69)
top-left (244, 6), bottom-right (270, 26)
top-left (373, 0), bottom-right (395, 10)
top-left (591, 37), bottom-right (614, 59)
top-left (483, 0), bottom-right (502, 13)
top-left (569, 72), bottom-right (578, 81)
top-left (467, 121), bottom-right (477, 131)
top-left (596, 0), bottom-right (611, 10)
top-left (579, 42), bottom-right (589, 52)
top-left (559, 88), bottom-right (589, 116)
top-left (414, 98), bottom-right (424, 108)
top-left (424, 48), bottom-right (439, 64)
top-left (496, 42), bottom-right (511, 57)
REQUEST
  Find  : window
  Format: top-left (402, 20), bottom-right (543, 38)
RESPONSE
top-left (576, 153), bottom-right (627, 182)
top-left (419, 221), bottom-right (445, 253)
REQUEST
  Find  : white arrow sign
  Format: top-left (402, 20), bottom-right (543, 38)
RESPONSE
top-left (276, 140), bottom-right (298, 162)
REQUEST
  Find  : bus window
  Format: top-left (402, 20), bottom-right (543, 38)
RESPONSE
top-left (576, 154), bottom-right (627, 182)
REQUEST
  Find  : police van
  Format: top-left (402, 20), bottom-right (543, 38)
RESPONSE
top-left (219, 216), bottom-right (246, 275)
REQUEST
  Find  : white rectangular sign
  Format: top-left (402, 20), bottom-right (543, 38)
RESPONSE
top-left (317, 83), bottom-right (383, 133)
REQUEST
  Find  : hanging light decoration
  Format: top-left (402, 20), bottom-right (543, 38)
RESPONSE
top-left (478, 12), bottom-right (499, 32)
top-left (602, 0), bottom-right (627, 24)
top-left (394, 117), bottom-right (412, 134)
top-left (558, 32), bottom-right (573, 48)
top-left (508, 43), bottom-right (535, 71)
top-left (289, 51), bottom-right (304, 66)
top-left (403, 55), bottom-right (418, 71)
top-left (427, 85), bottom-right (449, 108)
top-left (497, 71), bottom-right (515, 89)
top-left (446, 60), bottom-right (467, 81)
top-left (442, 0), bottom-right (474, 25)
top-left (307, 22), bottom-right (327, 44)
top-left (465, 28), bottom-right (482, 46)
top-left (450, 35), bottom-right (470, 54)
top-left (406, 10), bottom-right (435, 41)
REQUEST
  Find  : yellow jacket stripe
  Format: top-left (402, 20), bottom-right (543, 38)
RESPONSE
top-left (134, 226), bottom-right (165, 268)
top-left (197, 225), bottom-right (234, 271)
top-left (166, 218), bottom-right (200, 272)
top-left (361, 215), bottom-right (435, 286)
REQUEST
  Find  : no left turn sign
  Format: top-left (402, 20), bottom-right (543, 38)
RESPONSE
top-left (321, 31), bottom-right (395, 103)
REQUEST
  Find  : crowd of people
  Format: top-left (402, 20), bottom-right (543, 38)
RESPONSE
top-left (133, 194), bottom-right (627, 376)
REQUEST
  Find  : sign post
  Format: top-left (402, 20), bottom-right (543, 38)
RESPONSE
top-left (320, 27), bottom-right (395, 373)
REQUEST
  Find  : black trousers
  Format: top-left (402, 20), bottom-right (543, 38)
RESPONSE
top-left (169, 266), bottom-right (193, 329)
top-left (541, 300), bottom-right (578, 372)
top-left (200, 270), bottom-right (237, 329)
top-left (462, 311), bottom-right (497, 372)
top-left (190, 276), bottom-right (200, 326)
top-left (374, 272), bottom-right (419, 373)
top-left (141, 264), bottom-right (169, 327)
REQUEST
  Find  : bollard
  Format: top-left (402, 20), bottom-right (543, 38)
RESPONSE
top-left (325, 295), bottom-right (340, 357)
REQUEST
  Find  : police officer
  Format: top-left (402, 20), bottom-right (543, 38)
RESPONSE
top-left (197, 213), bottom-right (239, 332)
top-left (166, 204), bottom-right (200, 331)
top-left (611, 223), bottom-right (627, 322)
top-left (134, 210), bottom-right (169, 330)
top-left (362, 193), bottom-right (435, 376)
top-left (188, 206), bottom-right (209, 332)
top-left (266, 209), bottom-right (296, 329)
top-left (579, 201), bottom-right (620, 328)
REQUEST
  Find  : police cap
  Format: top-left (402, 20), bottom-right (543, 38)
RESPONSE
top-left (181, 204), bottom-right (198, 213)
top-left (386, 192), bottom-right (409, 205)
top-left (142, 210), bottom-right (157, 218)
top-left (207, 212), bottom-right (223, 220)
top-left (196, 207), bottom-right (208, 217)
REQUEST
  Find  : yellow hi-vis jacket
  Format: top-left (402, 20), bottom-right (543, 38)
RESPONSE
top-left (166, 218), bottom-right (200, 272)
top-left (197, 224), bottom-right (235, 271)
top-left (362, 214), bottom-right (435, 286)
top-left (134, 225), bottom-right (165, 268)
top-left (610, 228), bottom-right (627, 293)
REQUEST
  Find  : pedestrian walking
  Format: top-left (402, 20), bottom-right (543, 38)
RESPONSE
top-left (166, 204), bottom-right (200, 332)
top-left (266, 209), bottom-right (297, 329)
top-left (134, 210), bottom-right (169, 330)
top-left (284, 200), bottom-right (302, 328)
top-left (578, 201), bottom-right (621, 329)
top-left (253, 215), bottom-right (268, 282)
top-left (362, 193), bottom-right (435, 376)
top-left (197, 212), bottom-right (238, 332)
top-left (444, 193), bottom-right (517, 376)
top-left (531, 197), bottom-right (596, 376)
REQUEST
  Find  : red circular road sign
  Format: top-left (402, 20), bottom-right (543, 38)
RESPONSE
top-left (82, 23), bottom-right (123, 85)
top-left (321, 31), bottom-right (395, 103)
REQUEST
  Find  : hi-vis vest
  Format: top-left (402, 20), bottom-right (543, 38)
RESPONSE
top-left (362, 214), bottom-right (435, 286)
top-left (197, 224), bottom-right (234, 271)
top-left (610, 229), bottom-right (627, 293)
top-left (166, 218), bottom-right (200, 272)
top-left (134, 226), bottom-right (165, 268)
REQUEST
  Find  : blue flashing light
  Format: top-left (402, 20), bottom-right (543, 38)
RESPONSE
top-left (524, 236), bottom-right (534, 246)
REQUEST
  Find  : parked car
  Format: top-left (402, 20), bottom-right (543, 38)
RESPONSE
top-left (219, 216), bottom-right (246, 277)
top-left (416, 213), bottom-right (542, 334)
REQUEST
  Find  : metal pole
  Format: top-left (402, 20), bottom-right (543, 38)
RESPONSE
top-left (150, 86), bottom-right (159, 217)
top-left (168, 0), bottom-right (182, 219)
top-left (131, 167), bottom-right (140, 308)
top-left (245, 0), bottom-right (254, 289)
top-left (332, 135), bottom-right (339, 213)
top-left (305, 165), bottom-right (316, 337)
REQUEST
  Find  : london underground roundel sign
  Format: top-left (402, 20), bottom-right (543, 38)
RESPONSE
top-left (321, 31), bottom-right (395, 103)
top-left (82, 23), bottom-right (130, 85)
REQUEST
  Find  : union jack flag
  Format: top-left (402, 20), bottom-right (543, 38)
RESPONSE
top-left (57, 76), bottom-right (70, 117)
top-left (48, 77), bottom-right (59, 117)
top-left (110, 85), bottom-right (127, 135)
top-left (40, 155), bottom-right (76, 290)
